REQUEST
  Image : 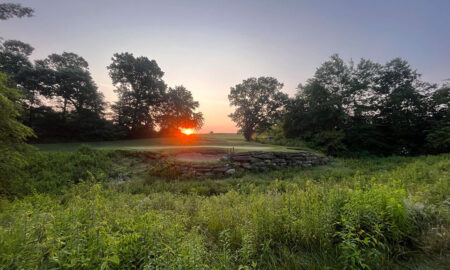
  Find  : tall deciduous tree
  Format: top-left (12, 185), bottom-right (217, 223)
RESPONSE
top-left (157, 86), bottom-right (204, 135)
top-left (39, 52), bottom-right (105, 118)
top-left (229, 77), bottom-right (288, 141)
top-left (108, 52), bottom-right (166, 138)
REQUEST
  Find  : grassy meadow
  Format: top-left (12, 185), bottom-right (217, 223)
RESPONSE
top-left (0, 135), bottom-right (449, 269)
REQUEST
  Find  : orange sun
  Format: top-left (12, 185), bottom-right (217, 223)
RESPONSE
top-left (181, 128), bottom-right (193, 135)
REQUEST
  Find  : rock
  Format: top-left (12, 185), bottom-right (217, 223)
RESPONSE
top-left (225, 168), bottom-right (236, 175)
top-left (232, 155), bottom-right (252, 161)
top-left (213, 167), bottom-right (229, 173)
top-left (243, 163), bottom-right (252, 169)
top-left (254, 153), bottom-right (275, 159)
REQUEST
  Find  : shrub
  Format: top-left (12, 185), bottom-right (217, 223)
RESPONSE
top-left (425, 127), bottom-right (450, 154)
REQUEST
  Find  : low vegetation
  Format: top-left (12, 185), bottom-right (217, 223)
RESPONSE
top-left (1, 148), bottom-right (449, 269)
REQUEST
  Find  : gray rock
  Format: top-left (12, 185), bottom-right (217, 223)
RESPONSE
top-left (243, 163), bottom-right (252, 169)
top-left (225, 168), bottom-right (236, 175)
top-left (254, 153), bottom-right (275, 159)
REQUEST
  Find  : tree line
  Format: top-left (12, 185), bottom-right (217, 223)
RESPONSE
top-left (0, 41), bottom-right (204, 141)
top-left (1, 2), bottom-right (448, 157)
top-left (228, 55), bottom-right (449, 156)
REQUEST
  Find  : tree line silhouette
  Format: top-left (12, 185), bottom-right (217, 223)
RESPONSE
top-left (0, 40), bottom-right (204, 141)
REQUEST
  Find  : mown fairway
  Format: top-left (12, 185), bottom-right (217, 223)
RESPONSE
top-left (34, 133), bottom-right (306, 152)
top-left (0, 141), bottom-right (449, 269)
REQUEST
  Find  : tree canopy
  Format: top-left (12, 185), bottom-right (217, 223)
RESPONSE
top-left (283, 55), bottom-right (449, 156)
top-left (0, 3), bottom-right (33, 20)
top-left (228, 77), bottom-right (288, 141)
top-left (108, 52), bottom-right (167, 138)
top-left (157, 86), bottom-right (204, 135)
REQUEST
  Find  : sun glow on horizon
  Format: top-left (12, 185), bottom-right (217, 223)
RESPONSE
top-left (181, 128), bottom-right (193, 135)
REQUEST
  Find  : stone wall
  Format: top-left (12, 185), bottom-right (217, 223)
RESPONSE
top-left (165, 151), bottom-right (329, 177)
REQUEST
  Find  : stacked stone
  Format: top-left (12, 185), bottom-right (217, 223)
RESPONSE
top-left (174, 164), bottom-right (234, 177)
top-left (166, 151), bottom-right (328, 177)
top-left (227, 151), bottom-right (329, 171)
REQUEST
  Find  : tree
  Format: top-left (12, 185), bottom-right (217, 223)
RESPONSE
top-left (425, 84), bottom-right (450, 153)
top-left (108, 52), bottom-right (166, 138)
top-left (229, 77), bottom-right (288, 141)
top-left (39, 52), bottom-right (105, 119)
top-left (0, 3), bottom-right (33, 20)
top-left (157, 86), bottom-right (204, 135)
top-left (0, 40), bottom-right (33, 78)
top-left (0, 72), bottom-right (34, 195)
top-left (283, 55), bottom-right (442, 156)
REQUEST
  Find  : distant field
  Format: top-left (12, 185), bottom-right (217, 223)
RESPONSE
top-left (34, 133), bottom-right (309, 152)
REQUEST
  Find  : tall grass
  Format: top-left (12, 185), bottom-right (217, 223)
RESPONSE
top-left (0, 149), bottom-right (449, 269)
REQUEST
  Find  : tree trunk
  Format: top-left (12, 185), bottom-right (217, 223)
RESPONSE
top-left (62, 98), bottom-right (68, 121)
top-left (243, 128), bottom-right (253, 141)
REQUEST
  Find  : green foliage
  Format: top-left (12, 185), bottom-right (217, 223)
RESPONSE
top-left (283, 55), bottom-right (449, 156)
top-left (0, 184), bottom-right (208, 269)
top-left (0, 72), bottom-right (35, 196)
top-left (426, 127), bottom-right (450, 154)
top-left (1, 149), bottom-right (449, 269)
top-left (228, 77), bottom-right (289, 141)
top-left (4, 146), bottom-right (118, 197)
top-left (308, 130), bottom-right (347, 156)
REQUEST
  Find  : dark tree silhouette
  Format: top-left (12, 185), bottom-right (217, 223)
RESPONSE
top-left (157, 86), bottom-right (204, 135)
top-left (38, 52), bottom-right (105, 119)
top-left (108, 52), bottom-right (166, 138)
top-left (0, 3), bottom-right (33, 20)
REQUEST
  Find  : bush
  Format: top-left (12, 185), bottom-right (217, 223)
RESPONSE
top-left (309, 130), bottom-right (347, 156)
top-left (425, 127), bottom-right (450, 154)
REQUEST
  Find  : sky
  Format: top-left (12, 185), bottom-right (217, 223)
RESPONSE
top-left (2, 0), bottom-right (450, 133)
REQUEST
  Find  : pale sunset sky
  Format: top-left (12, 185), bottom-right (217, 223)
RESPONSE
top-left (2, 0), bottom-right (449, 133)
